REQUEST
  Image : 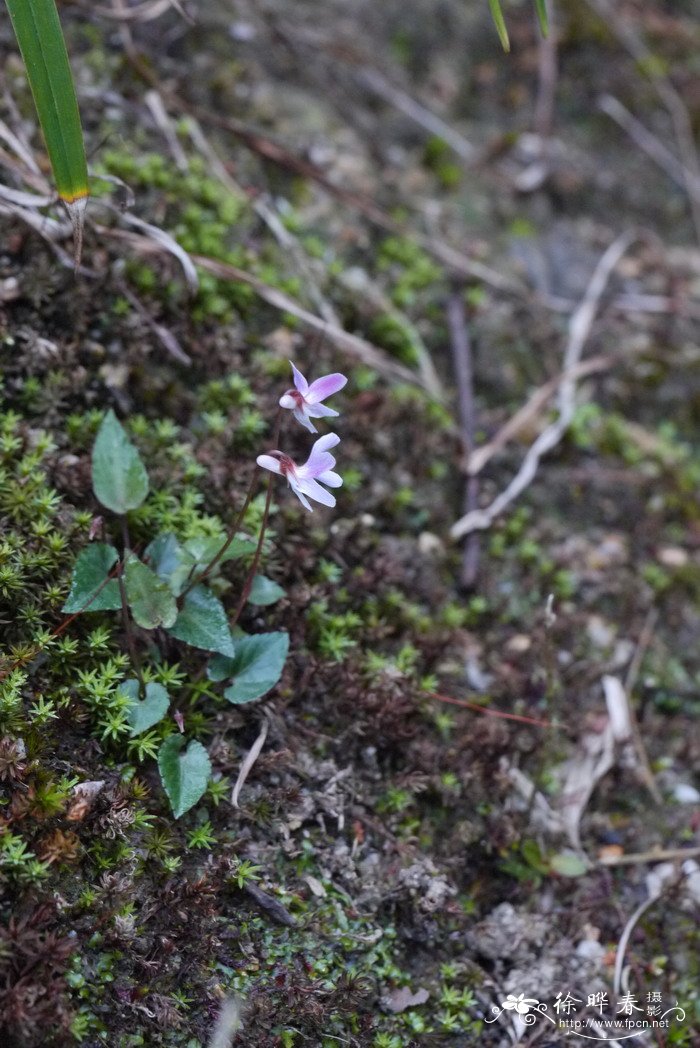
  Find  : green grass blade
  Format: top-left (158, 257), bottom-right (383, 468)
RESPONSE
top-left (488, 0), bottom-right (511, 52)
top-left (534, 0), bottom-right (549, 37)
top-left (5, 0), bottom-right (88, 257)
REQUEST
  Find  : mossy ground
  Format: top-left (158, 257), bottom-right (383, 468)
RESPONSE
top-left (2, 1), bottom-right (700, 1045)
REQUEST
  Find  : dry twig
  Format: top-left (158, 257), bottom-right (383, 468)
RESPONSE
top-left (185, 115), bottom-right (341, 327)
top-left (90, 0), bottom-right (186, 21)
top-left (446, 291), bottom-right (480, 587)
top-left (599, 94), bottom-right (700, 201)
top-left (145, 90), bottom-right (188, 172)
top-left (623, 608), bottom-right (662, 805)
top-left (587, 0), bottom-right (700, 244)
top-left (117, 281), bottom-right (192, 366)
top-left (356, 67), bottom-right (477, 163)
top-left (97, 224), bottom-right (424, 384)
top-left (192, 255), bottom-right (421, 385)
top-left (231, 718), bottom-right (269, 808)
top-left (467, 353), bottom-right (612, 477)
top-left (451, 230), bottom-right (638, 539)
top-left (599, 845), bottom-right (700, 867)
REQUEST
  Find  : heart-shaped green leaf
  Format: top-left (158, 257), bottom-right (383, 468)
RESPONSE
top-left (124, 552), bottom-right (178, 630)
top-left (158, 735), bottom-right (211, 818)
top-left (144, 533), bottom-right (195, 597)
top-left (248, 575), bottom-right (285, 606)
top-left (119, 679), bottom-right (170, 735)
top-left (92, 410), bottom-right (149, 514)
top-left (62, 543), bottom-right (122, 613)
top-left (167, 586), bottom-right (235, 656)
top-left (208, 631), bottom-right (289, 705)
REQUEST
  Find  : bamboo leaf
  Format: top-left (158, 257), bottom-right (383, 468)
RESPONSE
top-left (488, 0), bottom-right (511, 52)
top-left (5, 0), bottom-right (88, 258)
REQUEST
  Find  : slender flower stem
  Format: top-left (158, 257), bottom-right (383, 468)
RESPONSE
top-left (230, 475), bottom-right (274, 629)
top-left (118, 515), bottom-right (144, 692)
top-left (117, 566), bottom-right (144, 691)
top-left (179, 475), bottom-right (258, 599)
top-left (181, 408), bottom-right (283, 600)
top-left (120, 515), bottom-right (131, 553)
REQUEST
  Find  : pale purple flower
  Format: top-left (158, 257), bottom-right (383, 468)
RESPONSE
top-left (257, 433), bottom-right (343, 512)
top-left (279, 361), bottom-right (347, 434)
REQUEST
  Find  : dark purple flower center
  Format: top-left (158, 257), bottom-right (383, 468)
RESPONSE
top-left (269, 451), bottom-right (296, 477)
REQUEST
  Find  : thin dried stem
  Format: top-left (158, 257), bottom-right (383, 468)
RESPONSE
top-left (446, 290), bottom-right (480, 588)
top-left (451, 230), bottom-right (638, 539)
top-left (231, 718), bottom-right (269, 808)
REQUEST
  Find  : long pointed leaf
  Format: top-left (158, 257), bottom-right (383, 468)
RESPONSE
top-left (534, 0), bottom-right (549, 37)
top-left (5, 0), bottom-right (88, 254)
top-left (488, 0), bottom-right (511, 52)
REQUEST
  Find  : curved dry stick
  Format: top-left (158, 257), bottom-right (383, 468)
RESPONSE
top-left (613, 894), bottom-right (661, 1000)
top-left (89, 0), bottom-right (185, 23)
top-left (231, 718), bottom-right (269, 808)
top-left (451, 230), bottom-right (638, 539)
top-left (95, 223), bottom-right (423, 388)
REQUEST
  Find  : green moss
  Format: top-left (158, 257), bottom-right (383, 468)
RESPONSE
top-left (423, 135), bottom-right (463, 189)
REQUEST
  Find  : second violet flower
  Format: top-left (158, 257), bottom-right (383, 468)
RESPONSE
top-left (257, 433), bottom-right (343, 512)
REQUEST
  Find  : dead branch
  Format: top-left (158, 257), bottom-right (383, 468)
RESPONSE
top-left (97, 225), bottom-right (422, 386)
top-left (587, 0), bottom-right (700, 244)
top-left (145, 90), bottom-right (189, 172)
top-left (231, 718), bottom-right (268, 808)
top-left (451, 230), bottom-right (638, 539)
top-left (467, 353), bottom-right (613, 477)
top-left (185, 115), bottom-right (342, 328)
top-left (117, 280), bottom-right (192, 366)
top-left (446, 291), bottom-right (480, 587)
top-left (599, 846), bottom-right (700, 867)
top-left (86, 0), bottom-right (187, 23)
top-left (356, 67), bottom-right (477, 163)
top-left (599, 94), bottom-right (700, 201)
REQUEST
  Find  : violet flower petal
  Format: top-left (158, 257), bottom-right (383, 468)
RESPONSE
top-left (290, 361), bottom-right (309, 395)
top-left (316, 469), bottom-right (343, 488)
top-left (305, 372), bottom-right (347, 404)
top-left (256, 454), bottom-right (283, 475)
top-left (298, 451), bottom-right (336, 478)
top-left (306, 403), bottom-right (339, 420)
top-left (287, 475), bottom-right (313, 512)
top-left (296, 476), bottom-right (337, 507)
top-left (308, 433), bottom-right (340, 458)
top-left (292, 406), bottom-right (317, 433)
